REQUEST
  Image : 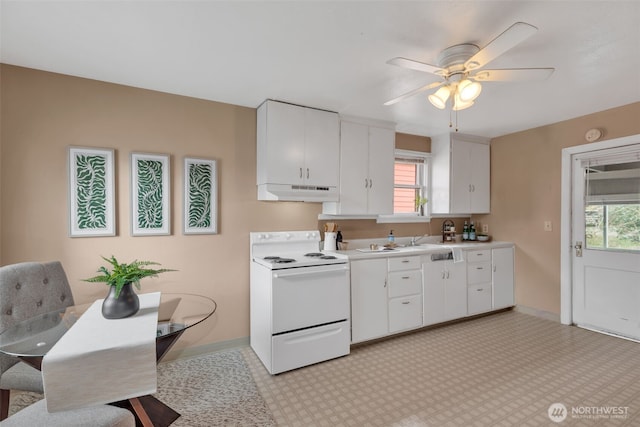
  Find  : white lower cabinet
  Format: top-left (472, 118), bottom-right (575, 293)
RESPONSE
top-left (493, 247), bottom-right (515, 309)
top-left (467, 249), bottom-right (493, 315)
top-left (350, 245), bottom-right (515, 344)
top-left (423, 256), bottom-right (467, 325)
top-left (389, 295), bottom-right (422, 333)
top-left (350, 258), bottom-right (388, 343)
top-left (351, 255), bottom-right (422, 343)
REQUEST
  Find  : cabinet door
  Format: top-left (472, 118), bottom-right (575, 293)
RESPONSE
top-left (470, 142), bottom-right (490, 213)
top-left (350, 259), bottom-right (389, 343)
top-left (264, 101), bottom-right (305, 185)
top-left (367, 126), bottom-right (395, 215)
top-left (423, 261), bottom-right (446, 326)
top-left (389, 295), bottom-right (422, 333)
top-left (336, 121), bottom-right (369, 214)
top-left (449, 139), bottom-right (472, 213)
top-left (304, 108), bottom-right (340, 187)
top-left (493, 247), bottom-right (515, 309)
top-left (444, 260), bottom-right (468, 320)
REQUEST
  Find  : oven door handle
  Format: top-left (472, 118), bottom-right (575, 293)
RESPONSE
top-left (272, 265), bottom-right (349, 279)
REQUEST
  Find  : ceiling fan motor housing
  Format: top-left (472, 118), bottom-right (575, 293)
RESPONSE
top-left (436, 43), bottom-right (480, 78)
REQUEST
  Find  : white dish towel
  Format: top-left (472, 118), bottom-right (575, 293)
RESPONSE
top-left (444, 246), bottom-right (465, 263)
top-left (42, 292), bottom-right (160, 412)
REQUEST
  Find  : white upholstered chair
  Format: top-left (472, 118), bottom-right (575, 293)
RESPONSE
top-left (0, 261), bottom-right (75, 420)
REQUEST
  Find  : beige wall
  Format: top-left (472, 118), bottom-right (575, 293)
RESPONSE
top-left (3, 64), bottom-right (639, 352)
top-left (0, 65), bottom-right (325, 354)
top-left (475, 102), bottom-right (640, 314)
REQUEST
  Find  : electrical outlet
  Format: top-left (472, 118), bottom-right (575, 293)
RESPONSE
top-left (482, 224), bottom-right (489, 234)
top-left (544, 221), bottom-right (553, 232)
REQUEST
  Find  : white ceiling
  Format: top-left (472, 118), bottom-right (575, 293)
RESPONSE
top-left (2, 1), bottom-right (639, 138)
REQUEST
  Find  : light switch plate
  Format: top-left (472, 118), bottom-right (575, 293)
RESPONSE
top-left (544, 221), bottom-right (553, 232)
top-left (482, 224), bottom-right (489, 233)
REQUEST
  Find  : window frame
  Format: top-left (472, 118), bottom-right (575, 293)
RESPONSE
top-left (380, 149), bottom-right (431, 223)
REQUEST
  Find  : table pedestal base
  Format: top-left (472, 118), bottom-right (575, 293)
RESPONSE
top-left (112, 395), bottom-right (180, 427)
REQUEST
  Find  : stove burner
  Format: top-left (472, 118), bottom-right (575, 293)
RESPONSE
top-left (320, 255), bottom-right (337, 260)
top-left (272, 258), bottom-right (296, 264)
top-left (264, 256), bottom-right (281, 260)
top-left (304, 253), bottom-right (324, 257)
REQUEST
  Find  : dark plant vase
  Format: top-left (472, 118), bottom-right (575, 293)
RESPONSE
top-left (102, 283), bottom-right (140, 319)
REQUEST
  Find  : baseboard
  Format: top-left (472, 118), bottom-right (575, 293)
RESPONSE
top-left (162, 336), bottom-right (250, 362)
top-left (514, 305), bottom-right (561, 322)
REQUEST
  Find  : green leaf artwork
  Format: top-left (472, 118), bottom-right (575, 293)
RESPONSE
top-left (75, 154), bottom-right (107, 229)
top-left (188, 163), bottom-right (212, 228)
top-left (136, 159), bottom-right (164, 229)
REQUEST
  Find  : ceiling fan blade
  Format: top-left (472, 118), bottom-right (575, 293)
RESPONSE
top-left (464, 22), bottom-right (538, 71)
top-left (387, 57), bottom-right (445, 75)
top-left (384, 81), bottom-right (444, 106)
top-left (471, 68), bottom-right (555, 82)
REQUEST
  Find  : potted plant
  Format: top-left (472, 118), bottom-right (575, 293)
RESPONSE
top-left (415, 196), bottom-right (428, 216)
top-left (84, 256), bottom-right (175, 319)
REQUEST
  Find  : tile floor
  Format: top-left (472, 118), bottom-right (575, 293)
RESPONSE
top-left (243, 310), bottom-right (640, 426)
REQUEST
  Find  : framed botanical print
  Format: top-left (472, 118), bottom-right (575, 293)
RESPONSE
top-left (68, 146), bottom-right (116, 237)
top-left (131, 152), bottom-right (171, 236)
top-left (184, 157), bottom-right (217, 235)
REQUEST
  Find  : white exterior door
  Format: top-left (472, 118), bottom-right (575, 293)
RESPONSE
top-left (571, 145), bottom-right (640, 340)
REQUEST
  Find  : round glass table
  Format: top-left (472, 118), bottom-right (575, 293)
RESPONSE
top-left (0, 293), bottom-right (216, 426)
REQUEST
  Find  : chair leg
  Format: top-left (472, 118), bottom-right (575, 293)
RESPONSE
top-left (0, 388), bottom-right (10, 420)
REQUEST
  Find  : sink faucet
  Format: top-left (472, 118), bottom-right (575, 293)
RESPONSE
top-left (409, 234), bottom-right (428, 246)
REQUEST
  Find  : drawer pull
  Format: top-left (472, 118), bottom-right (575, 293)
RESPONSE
top-left (477, 288), bottom-right (484, 292)
top-left (402, 301), bottom-right (411, 305)
top-left (476, 267), bottom-right (484, 270)
top-left (402, 260), bottom-right (410, 263)
top-left (402, 276), bottom-right (410, 279)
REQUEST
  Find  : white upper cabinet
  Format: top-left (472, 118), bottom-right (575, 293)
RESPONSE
top-left (323, 120), bottom-right (395, 215)
top-left (257, 100), bottom-right (340, 202)
top-left (431, 133), bottom-right (490, 214)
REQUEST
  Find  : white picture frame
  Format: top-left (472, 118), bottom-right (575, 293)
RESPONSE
top-left (131, 152), bottom-right (171, 236)
top-left (183, 157), bottom-right (218, 235)
top-left (68, 146), bottom-right (116, 237)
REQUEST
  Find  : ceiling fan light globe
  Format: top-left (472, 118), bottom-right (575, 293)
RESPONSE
top-left (428, 86), bottom-right (451, 109)
top-left (453, 93), bottom-right (474, 111)
top-left (458, 80), bottom-right (482, 102)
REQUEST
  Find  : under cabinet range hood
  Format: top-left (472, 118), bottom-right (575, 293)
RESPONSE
top-left (257, 183), bottom-right (338, 202)
top-left (256, 100), bottom-right (340, 202)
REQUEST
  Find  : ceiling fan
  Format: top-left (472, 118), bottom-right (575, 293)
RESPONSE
top-left (384, 22), bottom-right (555, 111)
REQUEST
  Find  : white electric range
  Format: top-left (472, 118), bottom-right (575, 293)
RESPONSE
top-left (250, 230), bottom-right (350, 374)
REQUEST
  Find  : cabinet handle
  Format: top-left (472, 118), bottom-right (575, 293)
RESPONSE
top-left (477, 288), bottom-right (484, 292)
top-left (441, 271), bottom-right (445, 279)
top-left (469, 184), bottom-right (472, 192)
top-left (472, 184), bottom-right (476, 192)
top-left (446, 271), bottom-right (450, 279)
top-left (369, 178), bottom-right (373, 188)
top-left (402, 260), bottom-right (410, 263)
top-left (402, 276), bottom-right (410, 279)
top-left (307, 168), bottom-right (310, 179)
top-left (364, 178), bottom-right (369, 188)
top-left (402, 301), bottom-right (411, 305)
top-left (384, 279), bottom-right (387, 288)
top-left (299, 168), bottom-right (303, 179)
top-left (476, 267), bottom-right (484, 270)
top-left (493, 265), bottom-right (497, 272)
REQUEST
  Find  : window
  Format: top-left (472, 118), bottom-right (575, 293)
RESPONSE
top-left (584, 160), bottom-right (640, 252)
top-left (393, 150), bottom-right (430, 216)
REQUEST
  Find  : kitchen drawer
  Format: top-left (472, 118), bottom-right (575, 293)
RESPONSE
top-left (468, 284), bottom-right (492, 315)
top-left (389, 295), bottom-right (422, 333)
top-left (388, 256), bottom-right (421, 272)
top-left (388, 270), bottom-right (422, 298)
top-left (467, 261), bottom-right (491, 284)
top-left (467, 249), bottom-right (491, 262)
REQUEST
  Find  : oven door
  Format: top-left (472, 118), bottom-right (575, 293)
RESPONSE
top-left (271, 263), bottom-right (350, 334)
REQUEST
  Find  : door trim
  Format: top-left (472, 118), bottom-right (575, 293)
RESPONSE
top-left (560, 133), bottom-right (640, 325)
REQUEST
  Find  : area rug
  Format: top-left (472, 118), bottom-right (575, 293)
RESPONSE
top-left (8, 348), bottom-right (276, 426)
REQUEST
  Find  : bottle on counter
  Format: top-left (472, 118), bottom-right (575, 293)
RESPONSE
top-left (462, 221), bottom-right (469, 241)
top-left (469, 222), bottom-right (477, 241)
top-left (388, 230), bottom-right (395, 244)
top-left (336, 230), bottom-right (343, 243)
